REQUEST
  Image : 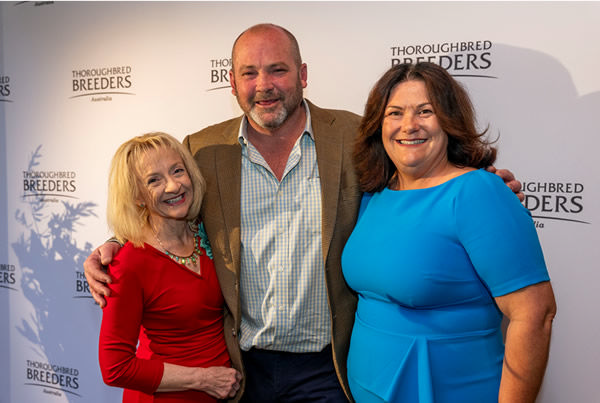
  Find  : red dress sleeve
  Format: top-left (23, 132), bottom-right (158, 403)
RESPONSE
top-left (98, 244), bottom-right (164, 394)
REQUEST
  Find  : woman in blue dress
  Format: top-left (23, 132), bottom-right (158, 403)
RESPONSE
top-left (342, 62), bottom-right (556, 403)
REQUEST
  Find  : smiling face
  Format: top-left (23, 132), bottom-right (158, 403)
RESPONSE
top-left (382, 79), bottom-right (450, 182)
top-left (136, 147), bottom-right (193, 226)
top-left (230, 26), bottom-right (307, 131)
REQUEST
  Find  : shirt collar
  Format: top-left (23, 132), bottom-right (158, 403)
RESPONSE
top-left (237, 99), bottom-right (314, 147)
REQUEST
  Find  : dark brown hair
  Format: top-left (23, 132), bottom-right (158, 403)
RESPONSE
top-left (354, 62), bottom-right (497, 192)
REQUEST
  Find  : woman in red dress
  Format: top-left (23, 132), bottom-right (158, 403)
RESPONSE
top-left (99, 132), bottom-right (241, 402)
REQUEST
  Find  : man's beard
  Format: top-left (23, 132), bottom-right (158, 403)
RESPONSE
top-left (241, 85), bottom-right (303, 130)
top-left (248, 101), bottom-right (288, 129)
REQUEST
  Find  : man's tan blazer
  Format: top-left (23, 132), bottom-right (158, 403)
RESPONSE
top-left (183, 100), bottom-right (362, 401)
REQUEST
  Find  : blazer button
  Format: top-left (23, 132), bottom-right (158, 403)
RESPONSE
top-left (232, 328), bottom-right (237, 337)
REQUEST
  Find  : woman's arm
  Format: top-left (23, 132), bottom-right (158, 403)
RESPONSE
top-left (495, 281), bottom-right (557, 403)
top-left (98, 260), bottom-right (163, 394)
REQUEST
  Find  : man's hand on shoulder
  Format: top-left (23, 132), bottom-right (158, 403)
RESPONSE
top-left (83, 241), bottom-right (121, 308)
top-left (486, 166), bottom-right (524, 202)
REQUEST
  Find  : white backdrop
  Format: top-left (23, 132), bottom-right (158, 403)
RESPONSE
top-left (1, 2), bottom-right (599, 402)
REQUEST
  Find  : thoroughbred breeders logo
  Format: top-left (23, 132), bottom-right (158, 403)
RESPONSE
top-left (1, 75), bottom-right (12, 102)
top-left (522, 180), bottom-right (590, 228)
top-left (25, 359), bottom-right (81, 398)
top-left (70, 65), bottom-right (134, 101)
top-left (22, 146), bottom-right (78, 203)
top-left (207, 56), bottom-right (232, 91)
top-left (390, 40), bottom-right (495, 78)
top-left (74, 270), bottom-right (92, 299)
top-left (0, 264), bottom-right (17, 291)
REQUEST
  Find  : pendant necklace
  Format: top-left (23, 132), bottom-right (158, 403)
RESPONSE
top-left (152, 227), bottom-right (203, 269)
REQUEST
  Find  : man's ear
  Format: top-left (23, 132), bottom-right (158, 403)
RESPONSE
top-left (300, 63), bottom-right (308, 89)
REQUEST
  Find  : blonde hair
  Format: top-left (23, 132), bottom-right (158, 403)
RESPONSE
top-left (107, 132), bottom-right (206, 247)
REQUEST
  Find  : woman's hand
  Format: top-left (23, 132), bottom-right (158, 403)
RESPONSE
top-left (160, 363), bottom-right (242, 398)
top-left (193, 366), bottom-right (242, 399)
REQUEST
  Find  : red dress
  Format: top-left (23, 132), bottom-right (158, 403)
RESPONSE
top-left (98, 239), bottom-right (230, 402)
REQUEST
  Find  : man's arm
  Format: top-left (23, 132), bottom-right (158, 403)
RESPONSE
top-left (83, 241), bottom-right (121, 307)
top-left (487, 166), bottom-right (524, 201)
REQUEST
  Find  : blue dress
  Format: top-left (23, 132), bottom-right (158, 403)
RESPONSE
top-left (341, 169), bottom-right (550, 403)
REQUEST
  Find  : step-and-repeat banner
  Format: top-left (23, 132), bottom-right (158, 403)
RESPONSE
top-left (1, 2), bottom-right (598, 402)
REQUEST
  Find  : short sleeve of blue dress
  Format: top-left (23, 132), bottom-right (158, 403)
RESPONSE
top-left (454, 171), bottom-right (549, 296)
top-left (341, 169), bottom-right (550, 403)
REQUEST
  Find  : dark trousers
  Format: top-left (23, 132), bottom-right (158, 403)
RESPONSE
top-left (240, 345), bottom-right (349, 402)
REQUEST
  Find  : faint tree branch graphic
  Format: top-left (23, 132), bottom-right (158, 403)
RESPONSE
top-left (11, 146), bottom-right (98, 401)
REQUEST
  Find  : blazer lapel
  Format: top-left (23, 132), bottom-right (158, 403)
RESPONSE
top-left (196, 119), bottom-right (243, 325)
top-left (214, 125), bottom-right (242, 278)
top-left (309, 101), bottom-right (344, 264)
